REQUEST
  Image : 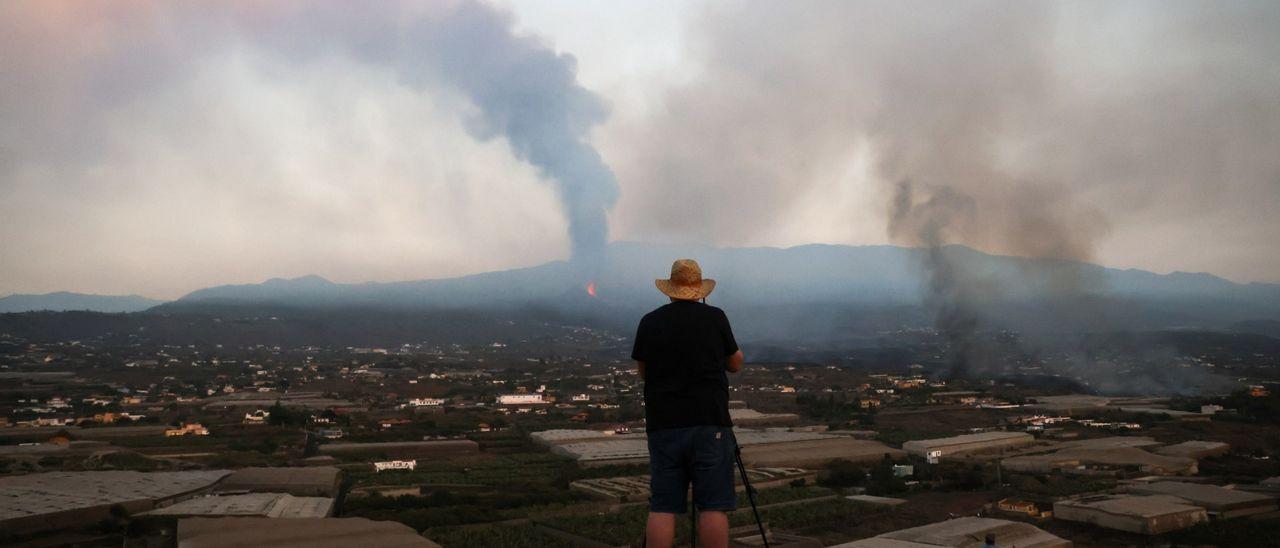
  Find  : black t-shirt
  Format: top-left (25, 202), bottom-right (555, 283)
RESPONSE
top-left (631, 300), bottom-right (739, 431)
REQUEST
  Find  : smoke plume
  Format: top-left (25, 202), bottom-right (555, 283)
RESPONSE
top-left (887, 181), bottom-right (983, 378)
top-left (227, 2), bottom-right (621, 264)
top-left (609, 0), bottom-right (1280, 282)
top-left (0, 0), bottom-right (619, 292)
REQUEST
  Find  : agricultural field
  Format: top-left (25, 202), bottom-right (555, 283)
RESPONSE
top-left (538, 505), bottom-right (688, 546)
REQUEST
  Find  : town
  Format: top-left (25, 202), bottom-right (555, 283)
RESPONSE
top-left (3, 325), bottom-right (1280, 547)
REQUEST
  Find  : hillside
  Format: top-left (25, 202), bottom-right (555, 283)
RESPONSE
top-left (0, 292), bottom-right (164, 314)
top-left (158, 242), bottom-right (1280, 327)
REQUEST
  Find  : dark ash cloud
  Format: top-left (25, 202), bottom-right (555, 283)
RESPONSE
top-left (608, 0), bottom-right (1279, 283)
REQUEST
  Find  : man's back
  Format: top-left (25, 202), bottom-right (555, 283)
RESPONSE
top-left (637, 259), bottom-right (742, 548)
top-left (632, 300), bottom-right (738, 431)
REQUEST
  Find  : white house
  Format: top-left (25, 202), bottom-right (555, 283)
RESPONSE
top-left (374, 460), bottom-right (418, 472)
top-left (497, 394), bottom-right (546, 405)
top-left (409, 398), bottom-right (446, 407)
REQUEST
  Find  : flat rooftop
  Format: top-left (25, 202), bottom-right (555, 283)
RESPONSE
top-left (1129, 482), bottom-right (1278, 510)
top-left (1154, 441), bottom-right (1230, 458)
top-left (203, 392), bottom-right (354, 409)
top-left (1055, 494), bottom-right (1205, 519)
top-left (0, 470), bottom-right (230, 521)
top-left (215, 466), bottom-right (341, 497)
top-left (543, 429), bottom-right (848, 464)
top-left (530, 429), bottom-right (644, 445)
top-left (179, 517), bottom-right (441, 548)
top-left (728, 408), bottom-right (800, 423)
top-left (144, 493), bottom-right (334, 518)
top-left (741, 437), bottom-right (904, 467)
top-left (846, 495), bottom-right (908, 506)
top-left (830, 517), bottom-right (1070, 548)
top-left (317, 439), bottom-right (478, 453)
top-left (902, 431), bottom-right (1035, 452)
top-left (1057, 436), bottom-right (1162, 450)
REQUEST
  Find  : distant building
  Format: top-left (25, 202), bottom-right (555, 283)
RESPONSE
top-left (1153, 440), bottom-right (1230, 459)
top-left (0, 470), bottom-right (230, 538)
top-left (1003, 445), bottom-right (1197, 476)
top-left (92, 412), bottom-right (120, 424)
top-left (497, 394), bottom-right (546, 405)
top-left (318, 440), bottom-right (479, 460)
top-left (1128, 482), bottom-right (1278, 519)
top-left (997, 498), bottom-right (1048, 518)
top-left (177, 517), bottom-right (442, 548)
top-left (373, 460), bottom-right (418, 473)
top-left (165, 423), bottom-right (210, 437)
top-left (215, 466), bottom-right (342, 498)
top-left (316, 428), bottom-right (345, 439)
top-left (243, 410), bottom-right (269, 424)
top-left (141, 492), bottom-right (334, 519)
top-left (408, 398), bottom-right (445, 407)
top-left (845, 494), bottom-right (909, 507)
top-left (902, 431), bottom-right (1036, 460)
top-left (928, 391), bottom-right (983, 405)
top-left (379, 419), bottom-right (411, 429)
top-left (1054, 495), bottom-right (1207, 534)
top-left (729, 407), bottom-right (802, 426)
top-left (830, 517), bottom-right (1069, 548)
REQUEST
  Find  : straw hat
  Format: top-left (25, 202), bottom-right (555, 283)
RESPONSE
top-left (655, 259), bottom-right (716, 301)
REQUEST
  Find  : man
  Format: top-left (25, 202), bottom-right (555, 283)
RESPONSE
top-left (632, 259), bottom-right (745, 548)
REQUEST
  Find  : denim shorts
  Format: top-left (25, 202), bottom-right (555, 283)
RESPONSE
top-left (647, 425), bottom-right (738, 514)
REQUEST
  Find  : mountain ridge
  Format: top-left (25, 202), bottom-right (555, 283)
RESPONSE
top-left (168, 241), bottom-right (1278, 305)
top-left (0, 292), bottom-right (165, 314)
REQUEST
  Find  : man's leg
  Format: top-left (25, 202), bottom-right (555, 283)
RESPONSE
top-left (697, 510), bottom-right (730, 548)
top-left (647, 428), bottom-right (691, 548)
top-left (646, 512), bottom-right (677, 548)
top-left (691, 426), bottom-right (739, 548)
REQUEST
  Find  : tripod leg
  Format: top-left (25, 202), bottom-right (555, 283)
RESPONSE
top-left (732, 436), bottom-right (770, 548)
top-left (690, 505), bottom-right (697, 548)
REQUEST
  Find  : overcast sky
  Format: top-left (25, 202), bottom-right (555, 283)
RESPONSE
top-left (1, 0), bottom-right (1277, 299)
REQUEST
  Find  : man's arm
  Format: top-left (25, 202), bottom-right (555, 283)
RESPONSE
top-left (636, 360), bottom-right (646, 380)
top-left (726, 350), bottom-right (744, 374)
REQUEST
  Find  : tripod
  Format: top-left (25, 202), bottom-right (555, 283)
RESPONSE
top-left (731, 432), bottom-right (770, 548)
top-left (690, 433), bottom-right (769, 548)
top-left (680, 432), bottom-right (768, 548)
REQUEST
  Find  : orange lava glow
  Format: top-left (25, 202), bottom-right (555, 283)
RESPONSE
top-left (585, 281), bottom-right (597, 298)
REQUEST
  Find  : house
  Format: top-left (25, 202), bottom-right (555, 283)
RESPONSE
top-left (497, 394), bottom-right (546, 405)
top-left (165, 423), bottom-right (210, 437)
top-left (316, 428), bottom-right (345, 440)
top-left (407, 398), bottom-right (445, 407)
top-left (373, 460), bottom-right (417, 472)
top-left (243, 410), bottom-right (270, 424)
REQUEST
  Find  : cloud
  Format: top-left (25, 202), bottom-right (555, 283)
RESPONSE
top-left (0, 0), bottom-right (617, 297)
top-left (603, 0), bottom-right (1280, 282)
top-left (1, 0), bottom-right (1278, 299)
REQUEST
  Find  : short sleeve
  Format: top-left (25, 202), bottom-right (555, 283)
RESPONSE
top-left (631, 315), bottom-right (650, 362)
top-left (718, 309), bottom-right (739, 356)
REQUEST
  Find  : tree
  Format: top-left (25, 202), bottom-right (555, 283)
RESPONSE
top-left (821, 458), bottom-right (866, 488)
top-left (867, 454), bottom-right (906, 495)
